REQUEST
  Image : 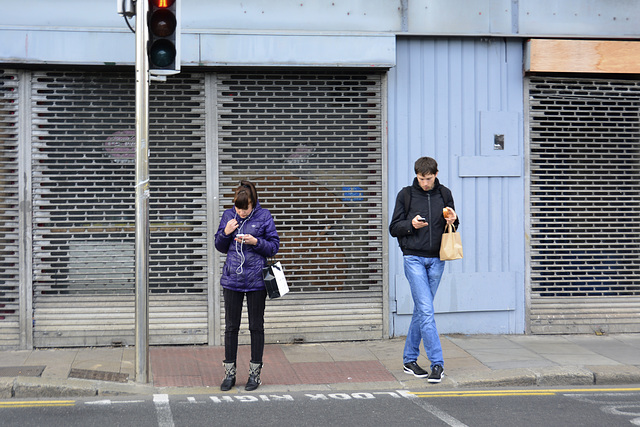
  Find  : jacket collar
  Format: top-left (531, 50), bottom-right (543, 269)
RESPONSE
top-left (412, 177), bottom-right (441, 194)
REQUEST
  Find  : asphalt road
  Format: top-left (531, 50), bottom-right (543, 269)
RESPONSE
top-left (1, 386), bottom-right (640, 426)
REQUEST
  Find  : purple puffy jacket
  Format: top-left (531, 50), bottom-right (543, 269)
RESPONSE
top-left (214, 201), bottom-right (280, 292)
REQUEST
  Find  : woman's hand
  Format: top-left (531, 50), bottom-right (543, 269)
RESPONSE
top-left (224, 218), bottom-right (239, 235)
top-left (235, 233), bottom-right (257, 245)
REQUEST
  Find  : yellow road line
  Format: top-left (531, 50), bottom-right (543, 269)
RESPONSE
top-left (414, 392), bottom-right (557, 397)
top-left (411, 387), bottom-right (640, 398)
top-left (0, 400), bottom-right (75, 408)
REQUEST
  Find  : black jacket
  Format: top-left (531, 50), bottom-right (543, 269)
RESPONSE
top-left (389, 177), bottom-right (459, 258)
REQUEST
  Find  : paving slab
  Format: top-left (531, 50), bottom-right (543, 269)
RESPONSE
top-left (321, 342), bottom-right (377, 361)
top-left (446, 355), bottom-right (491, 372)
top-left (610, 335), bottom-right (640, 348)
top-left (448, 335), bottom-right (526, 350)
top-left (540, 353), bottom-right (619, 366)
top-left (121, 347), bottom-right (136, 377)
top-left (280, 343), bottom-right (333, 363)
top-left (363, 339), bottom-right (403, 360)
top-left (25, 349), bottom-right (78, 380)
top-left (440, 340), bottom-right (474, 360)
top-left (511, 340), bottom-right (591, 355)
top-left (72, 347), bottom-right (128, 373)
top-left (566, 336), bottom-right (640, 365)
top-left (509, 336), bottom-right (618, 365)
top-left (459, 348), bottom-right (550, 369)
top-left (0, 350), bottom-right (31, 367)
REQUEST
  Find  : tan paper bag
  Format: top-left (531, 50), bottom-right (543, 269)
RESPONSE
top-left (440, 223), bottom-right (463, 261)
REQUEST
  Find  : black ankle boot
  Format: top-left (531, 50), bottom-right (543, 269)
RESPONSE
top-left (220, 361), bottom-right (236, 391)
top-left (245, 362), bottom-right (262, 391)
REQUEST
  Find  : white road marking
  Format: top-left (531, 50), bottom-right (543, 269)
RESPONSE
top-left (397, 390), bottom-right (468, 427)
top-left (85, 400), bottom-right (111, 406)
top-left (153, 394), bottom-right (175, 427)
top-left (85, 399), bottom-right (144, 406)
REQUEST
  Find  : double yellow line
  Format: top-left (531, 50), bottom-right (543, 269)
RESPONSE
top-left (411, 387), bottom-right (640, 398)
top-left (0, 400), bottom-right (75, 408)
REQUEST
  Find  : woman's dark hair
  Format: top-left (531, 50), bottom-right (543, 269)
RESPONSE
top-left (414, 156), bottom-right (438, 175)
top-left (233, 180), bottom-right (258, 210)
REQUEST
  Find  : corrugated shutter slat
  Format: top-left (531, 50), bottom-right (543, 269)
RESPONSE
top-left (0, 69), bottom-right (21, 348)
top-left (528, 76), bottom-right (640, 334)
top-left (216, 71), bottom-right (384, 343)
top-left (31, 71), bottom-right (208, 347)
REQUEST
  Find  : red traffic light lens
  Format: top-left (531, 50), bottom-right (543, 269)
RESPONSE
top-left (150, 9), bottom-right (176, 37)
top-left (151, 0), bottom-right (175, 8)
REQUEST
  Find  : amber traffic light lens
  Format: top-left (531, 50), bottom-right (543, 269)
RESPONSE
top-left (150, 9), bottom-right (176, 37)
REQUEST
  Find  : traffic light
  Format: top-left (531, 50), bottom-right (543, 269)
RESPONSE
top-left (147, 0), bottom-right (180, 75)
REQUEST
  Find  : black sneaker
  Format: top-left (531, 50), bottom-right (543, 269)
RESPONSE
top-left (428, 365), bottom-right (444, 383)
top-left (403, 361), bottom-right (429, 378)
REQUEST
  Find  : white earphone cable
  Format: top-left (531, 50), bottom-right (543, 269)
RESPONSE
top-left (234, 208), bottom-right (255, 275)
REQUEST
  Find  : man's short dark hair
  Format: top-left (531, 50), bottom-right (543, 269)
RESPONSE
top-left (414, 157), bottom-right (438, 175)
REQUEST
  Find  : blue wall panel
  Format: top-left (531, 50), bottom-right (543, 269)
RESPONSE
top-left (388, 37), bottom-right (525, 335)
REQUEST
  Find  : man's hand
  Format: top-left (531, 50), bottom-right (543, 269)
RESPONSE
top-left (443, 207), bottom-right (457, 225)
top-left (411, 215), bottom-right (428, 229)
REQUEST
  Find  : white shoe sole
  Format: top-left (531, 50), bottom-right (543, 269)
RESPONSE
top-left (427, 373), bottom-right (444, 383)
top-left (403, 367), bottom-right (429, 378)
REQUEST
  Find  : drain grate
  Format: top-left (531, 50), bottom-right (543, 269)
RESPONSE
top-left (68, 368), bottom-right (129, 383)
top-left (0, 366), bottom-right (45, 377)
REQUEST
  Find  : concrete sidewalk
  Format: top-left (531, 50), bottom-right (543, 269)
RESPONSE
top-left (1, 334), bottom-right (640, 398)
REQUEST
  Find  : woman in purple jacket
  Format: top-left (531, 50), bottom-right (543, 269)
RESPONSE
top-left (214, 180), bottom-right (280, 392)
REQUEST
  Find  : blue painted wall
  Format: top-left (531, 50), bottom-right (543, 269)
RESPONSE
top-left (3, 1), bottom-right (640, 67)
top-left (387, 37), bottom-right (526, 335)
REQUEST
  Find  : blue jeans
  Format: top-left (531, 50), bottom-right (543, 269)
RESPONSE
top-left (403, 255), bottom-right (445, 369)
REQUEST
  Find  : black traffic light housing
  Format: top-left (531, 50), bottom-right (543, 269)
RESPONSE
top-left (147, 0), bottom-right (180, 75)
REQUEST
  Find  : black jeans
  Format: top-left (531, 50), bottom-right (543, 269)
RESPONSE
top-left (223, 287), bottom-right (267, 364)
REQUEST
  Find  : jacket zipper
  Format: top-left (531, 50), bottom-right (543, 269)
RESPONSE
top-left (427, 193), bottom-right (432, 248)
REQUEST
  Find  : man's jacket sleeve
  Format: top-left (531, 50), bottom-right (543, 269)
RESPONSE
top-left (389, 189), bottom-right (414, 238)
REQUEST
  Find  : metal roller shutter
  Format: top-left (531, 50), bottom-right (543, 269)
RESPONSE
top-left (528, 76), bottom-right (640, 334)
top-left (215, 71), bottom-right (385, 343)
top-left (31, 71), bottom-right (208, 347)
top-left (0, 70), bottom-right (20, 348)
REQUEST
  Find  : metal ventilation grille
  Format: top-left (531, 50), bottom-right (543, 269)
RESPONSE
top-left (31, 71), bottom-right (208, 346)
top-left (529, 77), bottom-right (640, 298)
top-left (0, 69), bottom-right (20, 347)
top-left (216, 71), bottom-right (384, 293)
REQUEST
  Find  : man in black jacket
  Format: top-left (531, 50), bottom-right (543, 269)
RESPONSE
top-left (389, 157), bottom-right (459, 383)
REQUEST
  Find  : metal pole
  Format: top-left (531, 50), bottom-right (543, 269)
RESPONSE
top-left (134, 0), bottom-right (150, 383)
